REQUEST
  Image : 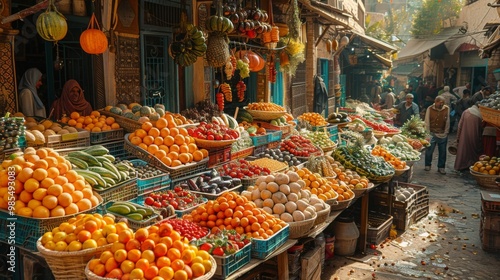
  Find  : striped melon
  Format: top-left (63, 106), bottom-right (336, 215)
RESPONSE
top-left (36, 8), bottom-right (68, 42)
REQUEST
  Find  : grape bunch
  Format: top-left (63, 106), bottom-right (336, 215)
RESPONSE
top-left (236, 59), bottom-right (250, 78)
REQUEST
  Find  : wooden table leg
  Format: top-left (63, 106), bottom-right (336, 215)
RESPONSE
top-left (357, 194), bottom-right (369, 253)
top-left (277, 250), bottom-right (289, 280)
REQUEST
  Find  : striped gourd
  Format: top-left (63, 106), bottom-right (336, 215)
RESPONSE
top-left (36, 4), bottom-right (68, 42)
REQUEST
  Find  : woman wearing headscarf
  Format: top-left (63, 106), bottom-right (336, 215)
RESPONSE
top-left (18, 68), bottom-right (46, 117)
top-left (51, 79), bottom-right (92, 120)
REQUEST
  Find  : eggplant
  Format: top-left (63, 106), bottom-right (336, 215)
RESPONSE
top-left (201, 174), bottom-right (212, 182)
top-left (221, 175), bottom-right (232, 181)
top-left (232, 178), bottom-right (242, 186)
top-left (187, 179), bottom-right (199, 191)
top-left (195, 176), bottom-right (204, 186)
top-left (210, 189), bottom-right (217, 194)
top-left (218, 180), bottom-right (232, 188)
top-left (209, 176), bottom-right (222, 185)
top-left (215, 187), bottom-right (221, 193)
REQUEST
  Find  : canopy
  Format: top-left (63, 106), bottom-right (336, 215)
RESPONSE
top-left (397, 28), bottom-right (460, 60)
top-left (352, 32), bottom-right (398, 54)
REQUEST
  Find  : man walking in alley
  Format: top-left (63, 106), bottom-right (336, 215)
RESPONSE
top-left (424, 96), bottom-right (450, 175)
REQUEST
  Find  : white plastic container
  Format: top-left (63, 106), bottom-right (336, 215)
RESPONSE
top-left (333, 216), bottom-right (360, 256)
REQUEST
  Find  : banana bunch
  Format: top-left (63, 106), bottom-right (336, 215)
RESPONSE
top-left (169, 24), bottom-right (207, 67)
top-left (220, 83), bottom-right (232, 102)
top-left (107, 201), bottom-right (156, 221)
top-left (205, 15), bottom-right (234, 34)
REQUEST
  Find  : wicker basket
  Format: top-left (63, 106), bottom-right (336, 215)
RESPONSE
top-left (394, 165), bottom-right (410, 177)
top-left (479, 105), bottom-right (500, 127)
top-left (244, 107), bottom-right (287, 121)
top-left (37, 239), bottom-right (112, 280)
top-left (352, 182), bottom-right (375, 198)
top-left (85, 255), bottom-right (217, 280)
top-left (195, 138), bottom-right (238, 149)
top-left (99, 110), bottom-right (141, 133)
top-left (287, 212), bottom-right (317, 239)
top-left (314, 203), bottom-right (331, 226)
top-left (470, 167), bottom-right (500, 188)
top-left (369, 173), bottom-right (394, 184)
top-left (328, 190), bottom-right (355, 212)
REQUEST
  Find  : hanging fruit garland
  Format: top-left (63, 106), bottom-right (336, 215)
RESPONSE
top-left (280, 0), bottom-right (305, 76)
top-left (36, 0), bottom-right (68, 42)
top-left (80, 12), bottom-right (108, 54)
top-left (236, 80), bottom-right (246, 102)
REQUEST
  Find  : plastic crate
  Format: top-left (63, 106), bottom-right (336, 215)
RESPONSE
top-left (253, 121), bottom-right (292, 135)
top-left (45, 136), bottom-right (90, 149)
top-left (214, 242), bottom-right (252, 278)
top-left (253, 145), bottom-right (267, 156)
top-left (251, 224), bottom-right (289, 259)
top-left (231, 146), bottom-right (254, 160)
top-left (267, 130), bottom-right (283, 142)
top-left (267, 141), bottom-right (280, 149)
top-left (365, 213), bottom-right (393, 245)
top-left (0, 195), bottom-right (102, 252)
top-left (481, 190), bottom-right (500, 213)
top-left (250, 134), bottom-right (268, 147)
top-left (207, 146), bottom-right (232, 168)
top-left (128, 184), bottom-right (173, 206)
top-left (131, 159), bottom-right (171, 195)
top-left (94, 178), bottom-right (138, 203)
top-left (391, 196), bottom-right (429, 231)
top-left (100, 139), bottom-right (132, 160)
top-left (90, 129), bottom-right (124, 144)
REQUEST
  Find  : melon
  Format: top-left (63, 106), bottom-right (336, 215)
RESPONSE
top-left (25, 122), bottom-right (38, 129)
top-left (273, 203), bottom-right (285, 215)
top-left (262, 207), bottom-right (273, 215)
top-left (149, 112), bottom-right (160, 121)
top-left (265, 175), bottom-right (275, 183)
top-left (155, 108), bottom-right (165, 116)
top-left (266, 182), bottom-right (279, 193)
top-left (286, 171), bottom-right (300, 182)
top-left (43, 129), bottom-right (56, 137)
top-left (131, 105), bottom-right (142, 113)
top-left (279, 184), bottom-right (290, 195)
top-left (241, 191), bottom-right (252, 200)
top-left (25, 117), bottom-right (36, 123)
top-left (287, 193), bottom-right (299, 202)
top-left (263, 198), bottom-right (274, 208)
top-left (296, 200), bottom-right (308, 212)
top-left (128, 102), bottom-right (141, 110)
top-left (57, 129), bottom-right (70, 135)
top-left (25, 131), bottom-right (35, 144)
top-left (289, 182), bottom-right (301, 194)
top-left (138, 117), bottom-right (150, 124)
top-left (255, 177), bottom-right (266, 186)
top-left (123, 112), bottom-right (135, 119)
top-left (31, 130), bottom-right (45, 145)
top-left (272, 192), bottom-right (287, 204)
top-left (66, 127), bottom-right (77, 133)
top-left (140, 106), bottom-right (151, 117)
top-left (292, 211), bottom-right (305, 222)
top-left (154, 104), bottom-right (165, 111)
top-left (104, 105), bottom-right (113, 111)
top-left (275, 173), bottom-right (289, 185)
top-left (122, 109), bottom-right (132, 114)
top-left (260, 190), bottom-right (272, 200)
top-left (116, 103), bottom-right (128, 111)
top-left (110, 107), bottom-right (122, 115)
top-left (280, 212), bottom-right (293, 222)
top-left (254, 198), bottom-right (263, 208)
top-left (285, 201), bottom-right (297, 213)
top-left (251, 189), bottom-right (261, 201)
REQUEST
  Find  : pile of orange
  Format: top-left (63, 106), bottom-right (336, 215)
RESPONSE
top-left (40, 213), bottom-right (125, 252)
top-left (0, 147), bottom-right (100, 218)
top-left (61, 111), bottom-right (120, 133)
top-left (371, 145), bottom-right (406, 170)
top-left (88, 224), bottom-right (212, 280)
top-left (128, 117), bottom-right (208, 168)
top-left (183, 191), bottom-right (287, 240)
top-left (296, 168), bottom-right (340, 201)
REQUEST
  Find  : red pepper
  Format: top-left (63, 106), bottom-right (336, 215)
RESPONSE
top-left (212, 247), bottom-right (225, 256)
top-left (200, 243), bottom-right (213, 252)
top-left (216, 92), bottom-right (224, 111)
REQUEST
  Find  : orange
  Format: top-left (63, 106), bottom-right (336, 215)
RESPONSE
top-left (143, 135), bottom-right (155, 146)
top-left (178, 127), bottom-right (188, 136)
top-left (174, 134), bottom-right (185, 145)
top-left (141, 238), bottom-right (155, 251)
top-left (130, 136), bottom-right (142, 145)
top-left (154, 150), bottom-right (167, 159)
top-left (65, 203), bottom-right (79, 215)
top-left (173, 269), bottom-right (188, 280)
top-left (23, 178), bottom-right (40, 193)
top-left (114, 249), bottom-right (128, 263)
top-left (164, 136), bottom-right (175, 146)
top-left (73, 179), bottom-right (86, 190)
top-left (154, 243), bottom-right (168, 258)
top-left (170, 259), bottom-right (185, 272)
top-left (169, 127), bottom-right (179, 137)
top-left (156, 118), bottom-right (168, 130)
top-left (47, 167), bottom-right (60, 179)
top-left (120, 260), bottom-right (135, 274)
top-left (127, 249), bottom-right (142, 262)
top-left (76, 198), bottom-right (92, 211)
top-left (159, 266), bottom-right (175, 280)
top-left (57, 193), bottom-right (73, 207)
top-left (118, 229), bottom-right (133, 244)
top-left (167, 248), bottom-right (181, 261)
top-left (135, 228), bottom-right (149, 242)
top-left (181, 249), bottom-right (195, 264)
top-left (149, 127), bottom-right (160, 138)
top-left (50, 205), bottom-right (66, 217)
top-left (147, 144), bottom-right (160, 155)
top-left (188, 143), bottom-right (198, 154)
top-left (192, 150), bottom-right (204, 162)
top-left (142, 122), bottom-right (154, 132)
top-left (160, 127), bottom-right (170, 138)
top-left (135, 129), bottom-right (148, 138)
top-left (130, 268), bottom-right (145, 280)
top-left (145, 265), bottom-right (159, 279)
top-left (135, 258), bottom-right (150, 272)
top-left (47, 184), bottom-right (63, 196)
top-left (105, 117), bottom-right (115, 125)
top-left (178, 153), bottom-right (190, 164)
top-left (142, 249), bottom-right (156, 263)
top-left (200, 149), bottom-right (209, 158)
top-left (70, 112), bottom-right (80, 119)
top-left (17, 167), bottom-right (34, 183)
top-left (105, 257), bottom-right (118, 273)
top-left (154, 136), bottom-right (164, 146)
top-left (191, 262), bottom-right (205, 278)
top-left (32, 168), bottom-right (48, 181)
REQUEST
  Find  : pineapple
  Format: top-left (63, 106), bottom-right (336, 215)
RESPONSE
top-left (401, 115), bottom-right (428, 139)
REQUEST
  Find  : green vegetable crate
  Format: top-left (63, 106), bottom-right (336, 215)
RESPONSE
top-left (131, 159), bottom-right (171, 195)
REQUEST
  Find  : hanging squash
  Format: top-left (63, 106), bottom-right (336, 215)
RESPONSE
top-left (252, 53), bottom-right (266, 72)
top-left (80, 13), bottom-right (108, 54)
top-left (246, 51), bottom-right (260, 71)
top-left (36, 1), bottom-right (68, 42)
top-left (280, 51), bottom-right (290, 66)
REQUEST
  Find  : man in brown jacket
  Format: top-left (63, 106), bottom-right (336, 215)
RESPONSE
top-left (424, 96), bottom-right (450, 174)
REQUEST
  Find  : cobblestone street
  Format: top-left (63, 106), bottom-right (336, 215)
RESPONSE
top-left (323, 133), bottom-right (500, 279)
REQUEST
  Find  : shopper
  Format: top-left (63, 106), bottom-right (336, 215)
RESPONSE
top-left (454, 104), bottom-right (483, 171)
top-left (424, 96), bottom-right (450, 174)
top-left (380, 88), bottom-right (396, 109)
top-left (454, 89), bottom-right (471, 121)
top-left (440, 86), bottom-right (459, 132)
top-left (453, 82), bottom-right (471, 99)
top-left (18, 68), bottom-right (46, 118)
top-left (51, 79), bottom-right (93, 120)
top-left (469, 86), bottom-right (493, 107)
top-left (394, 93), bottom-right (419, 126)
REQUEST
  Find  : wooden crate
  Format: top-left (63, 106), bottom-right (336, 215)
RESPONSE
top-left (300, 244), bottom-right (324, 280)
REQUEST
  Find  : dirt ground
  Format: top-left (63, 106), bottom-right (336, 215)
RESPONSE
top-left (321, 133), bottom-right (500, 280)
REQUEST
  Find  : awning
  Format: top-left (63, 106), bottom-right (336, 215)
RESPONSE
top-left (299, 0), bottom-right (351, 29)
top-left (373, 53), bottom-right (393, 68)
top-left (397, 28), bottom-right (460, 60)
top-left (352, 32), bottom-right (398, 54)
top-left (480, 23), bottom-right (500, 58)
top-left (391, 63), bottom-right (420, 75)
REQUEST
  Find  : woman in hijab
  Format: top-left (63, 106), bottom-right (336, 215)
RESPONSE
top-left (51, 79), bottom-right (92, 120)
top-left (18, 68), bottom-right (46, 117)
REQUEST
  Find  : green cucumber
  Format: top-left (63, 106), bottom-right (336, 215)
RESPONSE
top-left (83, 145), bottom-right (110, 156)
top-left (68, 151), bottom-right (101, 167)
top-left (88, 166), bottom-right (120, 181)
top-left (66, 156), bottom-right (89, 169)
